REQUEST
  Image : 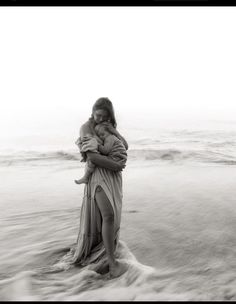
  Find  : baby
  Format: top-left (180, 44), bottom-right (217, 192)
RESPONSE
top-left (75, 123), bottom-right (127, 185)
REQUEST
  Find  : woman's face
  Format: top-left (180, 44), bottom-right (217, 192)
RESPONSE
top-left (93, 109), bottom-right (109, 124)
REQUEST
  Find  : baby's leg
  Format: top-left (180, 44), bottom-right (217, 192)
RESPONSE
top-left (74, 160), bottom-right (96, 185)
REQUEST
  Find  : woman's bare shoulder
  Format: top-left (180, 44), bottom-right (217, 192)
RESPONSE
top-left (80, 120), bottom-right (90, 130)
top-left (80, 120), bottom-right (93, 137)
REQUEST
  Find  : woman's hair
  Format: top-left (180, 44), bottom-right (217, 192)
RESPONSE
top-left (90, 97), bottom-right (117, 128)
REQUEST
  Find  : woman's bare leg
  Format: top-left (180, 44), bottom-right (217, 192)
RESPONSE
top-left (95, 186), bottom-right (126, 278)
top-left (95, 186), bottom-right (116, 265)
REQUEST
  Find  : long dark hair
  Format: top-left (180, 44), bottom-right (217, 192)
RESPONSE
top-left (90, 97), bottom-right (117, 128)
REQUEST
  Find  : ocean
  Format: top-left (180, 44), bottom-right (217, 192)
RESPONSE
top-left (1, 120), bottom-right (236, 300)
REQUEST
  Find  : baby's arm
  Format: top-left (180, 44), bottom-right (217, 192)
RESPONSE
top-left (98, 136), bottom-right (115, 155)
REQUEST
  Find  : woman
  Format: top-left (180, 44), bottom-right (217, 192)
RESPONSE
top-left (69, 97), bottom-right (128, 278)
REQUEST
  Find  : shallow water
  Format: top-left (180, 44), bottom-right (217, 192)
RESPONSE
top-left (1, 159), bottom-right (236, 300)
top-left (1, 124), bottom-right (236, 300)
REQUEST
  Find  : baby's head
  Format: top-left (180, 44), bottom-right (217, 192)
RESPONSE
top-left (95, 123), bottom-right (111, 140)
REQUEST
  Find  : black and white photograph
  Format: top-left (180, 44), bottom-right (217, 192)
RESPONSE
top-left (1, 6), bottom-right (236, 301)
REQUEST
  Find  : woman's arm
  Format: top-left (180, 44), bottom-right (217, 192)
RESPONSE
top-left (86, 152), bottom-right (125, 172)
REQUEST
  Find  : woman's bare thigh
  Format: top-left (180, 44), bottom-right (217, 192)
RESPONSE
top-left (95, 186), bottom-right (114, 220)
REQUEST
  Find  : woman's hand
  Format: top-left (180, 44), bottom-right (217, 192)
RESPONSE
top-left (116, 159), bottom-right (126, 171)
top-left (102, 122), bottom-right (118, 135)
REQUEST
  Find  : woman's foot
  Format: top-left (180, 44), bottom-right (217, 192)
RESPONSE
top-left (89, 260), bottom-right (110, 275)
top-left (74, 177), bottom-right (88, 184)
top-left (109, 260), bottom-right (127, 278)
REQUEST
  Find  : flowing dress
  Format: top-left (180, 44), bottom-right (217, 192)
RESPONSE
top-left (56, 120), bottom-right (126, 269)
top-left (71, 166), bottom-right (123, 266)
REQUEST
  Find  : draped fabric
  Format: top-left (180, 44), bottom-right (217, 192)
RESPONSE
top-left (55, 125), bottom-right (125, 270)
top-left (71, 166), bottom-right (123, 266)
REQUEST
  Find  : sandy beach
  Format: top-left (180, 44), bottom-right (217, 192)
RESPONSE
top-left (1, 159), bottom-right (236, 301)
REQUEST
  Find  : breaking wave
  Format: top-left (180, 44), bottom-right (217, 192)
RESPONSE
top-left (0, 148), bottom-right (235, 166)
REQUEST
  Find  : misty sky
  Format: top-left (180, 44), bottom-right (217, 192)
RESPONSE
top-left (0, 7), bottom-right (236, 142)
